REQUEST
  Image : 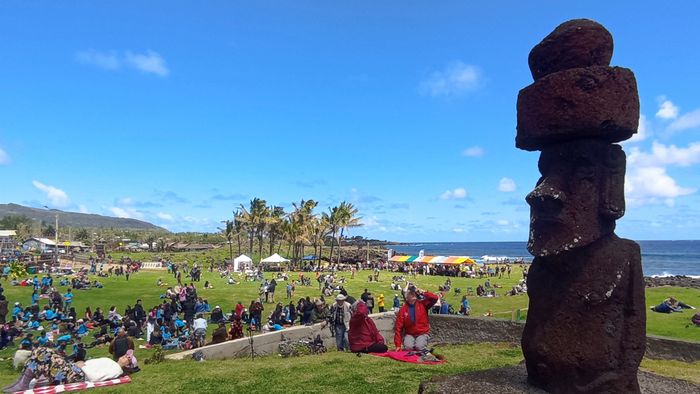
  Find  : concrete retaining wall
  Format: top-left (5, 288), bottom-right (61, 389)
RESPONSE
top-left (166, 312), bottom-right (397, 361)
top-left (166, 313), bottom-right (700, 363)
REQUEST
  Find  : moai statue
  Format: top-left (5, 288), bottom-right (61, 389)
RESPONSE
top-left (517, 19), bottom-right (646, 393)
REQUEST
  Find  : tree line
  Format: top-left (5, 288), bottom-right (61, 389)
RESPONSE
top-left (223, 198), bottom-right (362, 266)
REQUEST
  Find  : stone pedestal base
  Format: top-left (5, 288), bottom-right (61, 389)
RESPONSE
top-left (418, 364), bottom-right (699, 394)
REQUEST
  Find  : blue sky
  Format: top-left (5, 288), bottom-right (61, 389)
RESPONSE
top-left (1, 1), bottom-right (699, 242)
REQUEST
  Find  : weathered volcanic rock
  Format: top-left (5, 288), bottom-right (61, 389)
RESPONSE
top-left (529, 18), bottom-right (613, 80)
top-left (516, 65), bottom-right (639, 151)
top-left (419, 364), bottom-right (700, 394)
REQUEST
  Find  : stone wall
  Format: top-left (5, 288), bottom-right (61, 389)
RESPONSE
top-left (165, 313), bottom-right (700, 363)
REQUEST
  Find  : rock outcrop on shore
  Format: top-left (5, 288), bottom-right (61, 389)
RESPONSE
top-left (645, 275), bottom-right (700, 290)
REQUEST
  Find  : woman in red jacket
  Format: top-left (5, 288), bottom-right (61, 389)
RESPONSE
top-left (394, 287), bottom-right (438, 351)
top-left (348, 301), bottom-right (388, 353)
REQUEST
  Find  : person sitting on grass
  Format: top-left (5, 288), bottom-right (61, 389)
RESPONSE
top-left (211, 322), bottom-right (228, 344)
top-left (210, 305), bottom-right (224, 323)
top-left (394, 286), bottom-right (438, 352)
top-left (459, 296), bottom-right (471, 316)
top-left (229, 316), bottom-right (244, 340)
top-left (108, 329), bottom-right (134, 361)
top-left (650, 297), bottom-right (696, 313)
top-left (310, 300), bottom-right (329, 324)
top-left (349, 301), bottom-right (388, 354)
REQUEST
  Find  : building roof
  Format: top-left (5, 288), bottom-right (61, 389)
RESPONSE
top-left (24, 237), bottom-right (57, 246)
top-left (0, 230), bottom-right (17, 237)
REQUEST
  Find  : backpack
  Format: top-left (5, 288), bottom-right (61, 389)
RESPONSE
top-left (692, 312), bottom-right (700, 327)
top-left (192, 350), bottom-right (205, 361)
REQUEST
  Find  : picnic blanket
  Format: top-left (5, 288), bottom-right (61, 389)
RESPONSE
top-left (370, 350), bottom-right (446, 365)
top-left (13, 375), bottom-right (132, 394)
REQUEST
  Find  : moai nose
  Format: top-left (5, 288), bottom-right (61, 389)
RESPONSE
top-left (526, 180), bottom-right (566, 216)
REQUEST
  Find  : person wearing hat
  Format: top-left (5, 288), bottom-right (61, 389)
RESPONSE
top-left (210, 305), bottom-right (224, 323)
top-left (328, 294), bottom-right (352, 351)
top-left (12, 302), bottom-right (22, 320)
top-left (310, 299), bottom-right (329, 324)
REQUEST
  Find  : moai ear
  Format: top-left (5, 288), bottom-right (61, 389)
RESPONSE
top-left (600, 144), bottom-right (626, 219)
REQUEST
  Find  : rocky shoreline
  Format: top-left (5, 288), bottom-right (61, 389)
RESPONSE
top-left (645, 275), bottom-right (700, 290)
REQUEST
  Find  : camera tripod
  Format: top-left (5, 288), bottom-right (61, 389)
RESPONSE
top-left (246, 325), bottom-right (258, 360)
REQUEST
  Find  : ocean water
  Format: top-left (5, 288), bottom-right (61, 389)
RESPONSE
top-left (388, 240), bottom-right (700, 277)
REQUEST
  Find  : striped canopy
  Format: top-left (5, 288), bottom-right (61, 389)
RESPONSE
top-left (389, 255), bottom-right (476, 265)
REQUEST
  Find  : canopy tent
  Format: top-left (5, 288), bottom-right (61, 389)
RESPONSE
top-left (390, 255), bottom-right (476, 265)
top-left (232, 254), bottom-right (253, 272)
top-left (302, 255), bottom-right (317, 261)
top-left (260, 253), bottom-right (291, 265)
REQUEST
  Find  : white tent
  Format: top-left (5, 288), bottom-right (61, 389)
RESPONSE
top-left (260, 253), bottom-right (290, 265)
top-left (232, 254), bottom-right (253, 272)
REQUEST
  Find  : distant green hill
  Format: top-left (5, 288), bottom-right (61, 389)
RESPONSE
top-left (0, 203), bottom-right (168, 231)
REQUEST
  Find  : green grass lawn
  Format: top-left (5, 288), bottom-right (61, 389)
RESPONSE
top-left (1, 268), bottom-right (699, 391)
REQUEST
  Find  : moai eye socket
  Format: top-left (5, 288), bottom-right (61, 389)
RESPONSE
top-left (573, 162), bottom-right (595, 181)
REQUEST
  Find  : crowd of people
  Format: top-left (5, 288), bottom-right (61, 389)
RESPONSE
top-left (0, 258), bottom-right (537, 391)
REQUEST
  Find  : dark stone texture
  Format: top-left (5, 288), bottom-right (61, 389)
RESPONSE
top-left (516, 66), bottom-right (639, 151)
top-left (525, 140), bottom-right (627, 257)
top-left (645, 275), bottom-right (700, 290)
top-left (528, 19), bottom-right (613, 80)
top-left (522, 235), bottom-right (646, 393)
top-left (419, 364), bottom-right (700, 394)
top-left (516, 19), bottom-right (646, 393)
top-left (645, 335), bottom-right (700, 363)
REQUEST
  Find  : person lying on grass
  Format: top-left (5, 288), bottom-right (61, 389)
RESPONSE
top-left (3, 346), bottom-right (135, 393)
top-left (650, 297), bottom-right (696, 313)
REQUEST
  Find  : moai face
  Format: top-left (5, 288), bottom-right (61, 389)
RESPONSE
top-left (526, 139), bottom-right (625, 257)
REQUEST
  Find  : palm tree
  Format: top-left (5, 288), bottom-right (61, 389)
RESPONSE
top-left (335, 201), bottom-right (362, 264)
top-left (310, 215), bottom-right (330, 268)
top-left (286, 199), bottom-right (317, 264)
top-left (326, 206), bottom-right (341, 264)
top-left (233, 210), bottom-right (245, 256)
top-left (266, 206), bottom-right (285, 255)
top-left (239, 198), bottom-right (267, 258)
top-left (223, 220), bottom-right (235, 260)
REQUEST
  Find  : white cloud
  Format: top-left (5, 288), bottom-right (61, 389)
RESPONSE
top-left (452, 228), bottom-right (465, 233)
top-left (667, 108), bottom-right (700, 133)
top-left (462, 146), bottom-right (485, 157)
top-left (656, 99), bottom-right (679, 119)
top-left (498, 177), bottom-right (516, 192)
top-left (625, 166), bottom-right (695, 207)
top-left (75, 50), bottom-right (169, 77)
top-left (75, 50), bottom-right (120, 70)
top-left (157, 212), bottom-right (174, 221)
top-left (0, 147), bottom-right (10, 165)
top-left (78, 204), bottom-right (89, 214)
top-left (625, 140), bottom-right (699, 207)
top-left (183, 216), bottom-right (211, 226)
top-left (627, 141), bottom-right (700, 167)
top-left (626, 114), bottom-right (650, 144)
top-left (32, 180), bottom-right (70, 207)
top-left (440, 188), bottom-right (467, 200)
top-left (117, 197), bottom-right (135, 206)
top-left (496, 219), bottom-right (510, 226)
top-left (124, 51), bottom-right (169, 77)
top-left (108, 207), bottom-right (144, 220)
top-left (420, 61), bottom-right (481, 97)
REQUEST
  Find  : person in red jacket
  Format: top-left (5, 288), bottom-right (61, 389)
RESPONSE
top-left (394, 286), bottom-right (438, 351)
top-left (348, 301), bottom-right (388, 353)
